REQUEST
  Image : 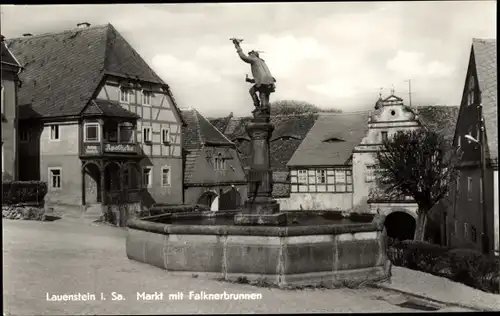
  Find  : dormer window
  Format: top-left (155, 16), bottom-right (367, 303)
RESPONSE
top-left (214, 153), bottom-right (225, 171)
top-left (120, 86), bottom-right (132, 104)
top-left (323, 137), bottom-right (344, 143)
top-left (467, 76), bottom-right (475, 106)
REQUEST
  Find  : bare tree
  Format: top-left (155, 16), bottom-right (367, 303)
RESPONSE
top-left (270, 100), bottom-right (341, 115)
top-left (374, 129), bottom-right (461, 241)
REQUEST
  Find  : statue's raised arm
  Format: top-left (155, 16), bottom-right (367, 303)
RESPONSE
top-left (232, 38), bottom-right (254, 64)
top-left (230, 37), bottom-right (276, 115)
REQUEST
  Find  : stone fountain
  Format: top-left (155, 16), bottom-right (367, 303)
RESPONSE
top-left (125, 39), bottom-right (391, 288)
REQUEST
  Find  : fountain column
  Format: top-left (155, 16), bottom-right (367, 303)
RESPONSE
top-left (234, 110), bottom-right (286, 225)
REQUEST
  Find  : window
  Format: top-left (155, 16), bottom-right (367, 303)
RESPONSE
top-left (1, 143), bottom-right (3, 173)
top-left (142, 90), bottom-right (152, 105)
top-left (365, 165), bottom-right (376, 183)
top-left (381, 131), bottom-right (388, 142)
top-left (334, 169), bottom-right (347, 192)
top-left (142, 167), bottom-right (152, 188)
top-left (467, 177), bottom-right (473, 200)
top-left (1, 84), bottom-right (4, 115)
top-left (20, 130), bottom-right (31, 143)
top-left (457, 135), bottom-right (461, 147)
top-left (119, 123), bottom-right (134, 143)
top-left (467, 76), bottom-right (475, 106)
top-left (346, 170), bottom-right (353, 192)
top-left (316, 169), bottom-right (327, 184)
top-left (454, 220), bottom-right (458, 236)
top-left (142, 127), bottom-right (152, 143)
top-left (161, 166), bottom-right (171, 187)
top-left (161, 128), bottom-right (170, 144)
top-left (214, 153), bottom-right (225, 170)
top-left (298, 170), bottom-right (307, 185)
top-left (464, 223), bottom-right (469, 240)
top-left (120, 86), bottom-right (132, 103)
top-left (49, 168), bottom-right (62, 189)
top-left (49, 125), bottom-right (60, 141)
top-left (471, 226), bottom-right (477, 243)
top-left (84, 122), bottom-right (100, 142)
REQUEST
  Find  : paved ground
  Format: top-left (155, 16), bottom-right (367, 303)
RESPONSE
top-left (378, 266), bottom-right (500, 311)
top-left (1, 218), bottom-right (480, 315)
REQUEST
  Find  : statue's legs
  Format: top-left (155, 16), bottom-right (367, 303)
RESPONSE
top-left (249, 86), bottom-right (260, 107)
top-left (259, 91), bottom-right (270, 109)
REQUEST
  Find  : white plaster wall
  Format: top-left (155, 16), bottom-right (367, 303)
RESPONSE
top-left (277, 192), bottom-right (352, 211)
top-left (494, 170), bottom-right (499, 255)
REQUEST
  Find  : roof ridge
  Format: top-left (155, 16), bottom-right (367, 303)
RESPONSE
top-left (317, 110), bottom-right (370, 116)
top-left (191, 108), bottom-right (205, 146)
top-left (8, 23), bottom-right (109, 41)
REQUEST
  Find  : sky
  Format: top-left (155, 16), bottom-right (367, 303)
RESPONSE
top-left (0, 2), bottom-right (496, 118)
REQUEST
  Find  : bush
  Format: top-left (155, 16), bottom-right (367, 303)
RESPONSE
top-left (2, 205), bottom-right (45, 220)
top-left (2, 181), bottom-right (47, 205)
top-left (149, 204), bottom-right (210, 215)
top-left (387, 242), bottom-right (500, 294)
top-left (393, 240), bottom-right (448, 271)
top-left (447, 249), bottom-right (499, 292)
top-left (349, 212), bottom-right (374, 222)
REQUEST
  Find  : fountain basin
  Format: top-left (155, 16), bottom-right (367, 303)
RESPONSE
top-left (126, 211), bottom-right (391, 288)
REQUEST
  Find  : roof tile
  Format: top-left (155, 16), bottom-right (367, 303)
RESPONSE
top-left (473, 38), bottom-right (497, 160)
top-left (6, 24), bottom-right (171, 119)
top-left (287, 112), bottom-right (369, 167)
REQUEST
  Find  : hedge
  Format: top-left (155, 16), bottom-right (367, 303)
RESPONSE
top-left (149, 204), bottom-right (210, 215)
top-left (2, 181), bottom-right (47, 206)
top-left (387, 240), bottom-right (499, 294)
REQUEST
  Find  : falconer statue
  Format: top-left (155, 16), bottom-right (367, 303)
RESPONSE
top-left (231, 38), bottom-right (276, 113)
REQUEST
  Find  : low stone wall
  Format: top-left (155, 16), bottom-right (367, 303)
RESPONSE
top-left (126, 216), bottom-right (391, 287)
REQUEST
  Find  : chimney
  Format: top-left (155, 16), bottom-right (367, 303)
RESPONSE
top-left (23, 33), bottom-right (33, 37)
top-left (77, 22), bottom-right (91, 29)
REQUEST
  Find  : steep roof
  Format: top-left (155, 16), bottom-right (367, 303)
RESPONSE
top-left (287, 112), bottom-right (370, 167)
top-left (212, 113), bottom-right (318, 170)
top-left (181, 108), bottom-right (233, 150)
top-left (82, 99), bottom-right (140, 119)
top-left (288, 106), bottom-right (461, 167)
top-left (5, 24), bottom-right (171, 119)
top-left (417, 105), bottom-right (460, 141)
top-left (209, 113), bottom-right (317, 198)
top-left (1, 37), bottom-right (22, 69)
top-left (472, 38), bottom-right (497, 161)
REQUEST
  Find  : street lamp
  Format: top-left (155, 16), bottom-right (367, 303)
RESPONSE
top-left (465, 106), bottom-right (489, 255)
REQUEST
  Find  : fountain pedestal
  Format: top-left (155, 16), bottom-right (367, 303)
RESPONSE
top-left (234, 110), bottom-right (287, 226)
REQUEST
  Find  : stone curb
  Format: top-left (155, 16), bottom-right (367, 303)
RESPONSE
top-left (368, 283), bottom-right (495, 312)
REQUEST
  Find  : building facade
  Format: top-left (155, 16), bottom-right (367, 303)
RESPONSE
top-left (182, 108), bottom-right (247, 210)
top-left (210, 113), bottom-right (317, 202)
top-left (7, 23), bottom-right (185, 212)
top-left (285, 95), bottom-right (458, 241)
top-left (446, 38), bottom-right (498, 255)
top-left (285, 112), bottom-right (367, 211)
top-left (1, 35), bottom-right (22, 181)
